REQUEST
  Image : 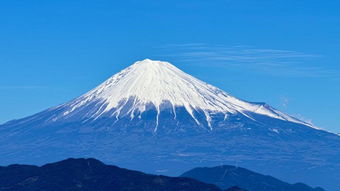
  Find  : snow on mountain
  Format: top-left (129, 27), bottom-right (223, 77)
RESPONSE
top-left (0, 59), bottom-right (339, 191)
top-left (56, 59), bottom-right (311, 130)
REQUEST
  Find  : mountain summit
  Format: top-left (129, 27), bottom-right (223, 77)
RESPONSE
top-left (52, 59), bottom-right (309, 131)
top-left (0, 59), bottom-right (339, 191)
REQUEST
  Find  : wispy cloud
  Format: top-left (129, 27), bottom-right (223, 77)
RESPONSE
top-left (158, 43), bottom-right (337, 77)
top-left (280, 96), bottom-right (289, 108)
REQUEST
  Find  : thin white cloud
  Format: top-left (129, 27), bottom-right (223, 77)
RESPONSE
top-left (280, 96), bottom-right (289, 108)
top-left (158, 43), bottom-right (337, 78)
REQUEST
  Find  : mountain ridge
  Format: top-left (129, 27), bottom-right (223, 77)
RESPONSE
top-left (0, 158), bottom-right (221, 191)
top-left (181, 165), bottom-right (325, 191)
top-left (0, 158), bottom-right (324, 191)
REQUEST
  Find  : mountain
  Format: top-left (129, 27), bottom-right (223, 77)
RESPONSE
top-left (0, 158), bottom-right (222, 191)
top-left (0, 158), bottom-right (323, 191)
top-left (0, 59), bottom-right (339, 191)
top-left (181, 165), bottom-right (325, 191)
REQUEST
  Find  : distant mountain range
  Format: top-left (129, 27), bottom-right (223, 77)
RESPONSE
top-left (0, 158), bottom-right (324, 191)
top-left (0, 59), bottom-right (339, 190)
top-left (181, 165), bottom-right (325, 191)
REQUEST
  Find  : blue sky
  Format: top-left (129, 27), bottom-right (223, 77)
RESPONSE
top-left (0, 0), bottom-right (339, 132)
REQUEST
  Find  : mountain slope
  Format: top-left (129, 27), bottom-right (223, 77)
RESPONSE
top-left (46, 59), bottom-right (310, 129)
top-left (0, 59), bottom-right (339, 191)
top-left (181, 165), bottom-right (325, 191)
top-left (0, 158), bottom-right (221, 191)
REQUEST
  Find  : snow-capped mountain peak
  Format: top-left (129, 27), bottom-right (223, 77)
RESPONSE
top-left (58, 59), bottom-right (311, 129)
top-left (1, 60), bottom-right (338, 191)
